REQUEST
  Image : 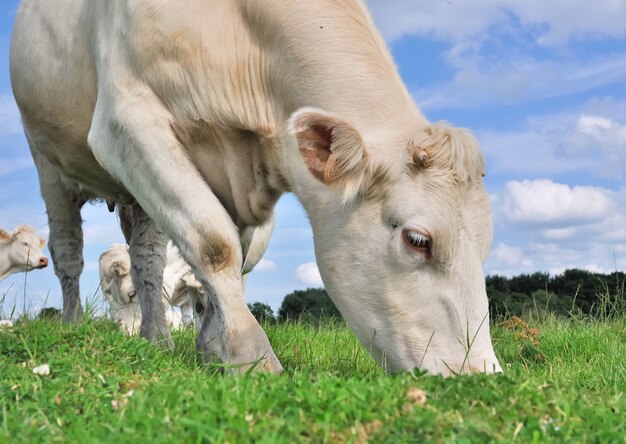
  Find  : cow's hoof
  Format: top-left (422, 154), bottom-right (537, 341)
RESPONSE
top-left (62, 308), bottom-right (84, 324)
top-left (227, 355), bottom-right (284, 375)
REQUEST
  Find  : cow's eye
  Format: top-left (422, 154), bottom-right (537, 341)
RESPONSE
top-left (402, 229), bottom-right (431, 257)
top-left (22, 242), bottom-right (29, 247)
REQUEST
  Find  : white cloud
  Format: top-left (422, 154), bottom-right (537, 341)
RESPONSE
top-left (295, 262), bottom-right (323, 286)
top-left (479, 99), bottom-right (626, 181)
top-left (486, 240), bottom-right (626, 277)
top-left (542, 227), bottom-right (576, 240)
top-left (366, 2), bottom-right (626, 111)
top-left (577, 115), bottom-right (616, 135)
top-left (489, 243), bottom-right (533, 269)
top-left (367, 0), bottom-right (507, 43)
top-left (0, 95), bottom-right (22, 137)
top-left (480, 128), bottom-right (587, 179)
top-left (560, 114), bottom-right (626, 178)
top-left (417, 52), bottom-right (626, 110)
top-left (512, 0), bottom-right (626, 46)
top-left (253, 258), bottom-right (277, 272)
top-left (488, 183), bottom-right (626, 277)
top-left (501, 179), bottom-right (615, 226)
top-left (367, 0), bottom-right (626, 45)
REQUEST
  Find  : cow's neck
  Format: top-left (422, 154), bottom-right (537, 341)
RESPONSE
top-left (233, 0), bottom-right (428, 217)
top-left (245, 0), bottom-right (426, 138)
top-left (158, 1), bottom-right (426, 228)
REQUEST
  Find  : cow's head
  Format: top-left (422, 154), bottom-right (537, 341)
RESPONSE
top-left (106, 260), bottom-right (137, 305)
top-left (2, 225), bottom-right (48, 271)
top-left (102, 259), bottom-right (141, 335)
top-left (285, 108), bottom-right (501, 376)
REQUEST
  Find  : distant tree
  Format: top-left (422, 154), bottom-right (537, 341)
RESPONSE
top-left (486, 275), bottom-right (509, 294)
top-left (509, 272), bottom-right (549, 295)
top-left (550, 269), bottom-right (602, 314)
top-left (486, 269), bottom-right (626, 319)
top-left (247, 302), bottom-right (276, 324)
top-left (278, 288), bottom-right (341, 322)
top-left (487, 289), bottom-right (511, 320)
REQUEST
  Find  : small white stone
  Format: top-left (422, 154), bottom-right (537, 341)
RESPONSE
top-left (32, 363), bottom-right (51, 376)
top-left (112, 398), bottom-right (128, 410)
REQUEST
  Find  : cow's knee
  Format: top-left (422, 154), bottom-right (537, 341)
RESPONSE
top-left (200, 234), bottom-right (237, 273)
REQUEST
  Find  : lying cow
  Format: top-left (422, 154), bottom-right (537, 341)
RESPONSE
top-left (99, 243), bottom-right (201, 334)
top-left (0, 225), bottom-right (48, 282)
top-left (11, 0), bottom-right (501, 375)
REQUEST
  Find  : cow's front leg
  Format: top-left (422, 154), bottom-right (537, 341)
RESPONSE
top-left (29, 146), bottom-right (84, 322)
top-left (127, 204), bottom-right (172, 348)
top-left (195, 270), bottom-right (282, 373)
top-left (87, 87), bottom-right (282, 372)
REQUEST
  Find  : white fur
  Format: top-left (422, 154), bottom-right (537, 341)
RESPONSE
top-left (11, 0), bottom-right (500, 375)
top-left (0, 225), bottom-right (48, 282)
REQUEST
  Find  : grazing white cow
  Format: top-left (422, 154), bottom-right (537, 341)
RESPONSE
top-left (11, 0), bottom-right (501, 375)
top-left (100, 217), bottom-right (274, 334)
top-left (99, 242), bottom-right (202, 334)
top-left (98, 243), bottom-right (140, 334)
top-left (0, 225), bottom-right (48, 281)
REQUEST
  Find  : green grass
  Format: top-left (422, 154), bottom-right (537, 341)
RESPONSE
top-left (1, 315), bottom-right (625, 443)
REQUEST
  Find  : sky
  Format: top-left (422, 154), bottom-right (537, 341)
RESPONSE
top-left (1, 1), bottom-right (625, 316)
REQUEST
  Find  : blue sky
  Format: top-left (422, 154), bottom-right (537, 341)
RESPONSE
top-left (1, 1), bottom-right (626, 315)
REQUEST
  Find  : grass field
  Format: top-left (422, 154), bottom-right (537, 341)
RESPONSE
top-left (1, 310), bottom-right (625, 443)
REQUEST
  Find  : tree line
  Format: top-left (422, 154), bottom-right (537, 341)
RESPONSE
top-left (249, 269), bottom-right (626, 323)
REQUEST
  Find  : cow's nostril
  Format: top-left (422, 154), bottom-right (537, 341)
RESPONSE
top-left (38, 257), bottom-right (48, 267)
top-left (128, 290), bottom-right (137, 300)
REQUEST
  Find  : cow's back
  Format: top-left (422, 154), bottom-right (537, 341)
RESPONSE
top-left (10, 0), bottom-right (279, 216)
top-left (9, 0), bottom-right (126, 195)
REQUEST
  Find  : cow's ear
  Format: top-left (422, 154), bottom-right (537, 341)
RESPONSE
top-left (290, 108), bottom-right (368, 188)
top-left (0, 229), bottom-right (9, 241)
top-left (182, 273), bottom-right (203, 290)
top-left (110, 260), bottom-right (129, 277)
top-left (39, 238), bottom-right (46, 249)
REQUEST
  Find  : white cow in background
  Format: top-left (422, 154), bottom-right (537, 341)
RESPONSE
top-left (99, 242), bottom-right (201, 335)
top-left (11, 0), bottom-right (502, 375)
top-left (0, 225), bottom-right (48, 282)
top-left (99, 215), bottom-right (274, 335)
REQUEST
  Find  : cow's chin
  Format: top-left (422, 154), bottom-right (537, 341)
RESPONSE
top-left (324, 289), bottom-right (503, 377)
top-left (418, 351), bottom-right (503, 377)
top-left (364, 338), bottom-right (503, 376)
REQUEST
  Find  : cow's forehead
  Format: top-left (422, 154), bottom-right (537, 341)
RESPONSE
top-left (13, 231), bottom-right (38, 243)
